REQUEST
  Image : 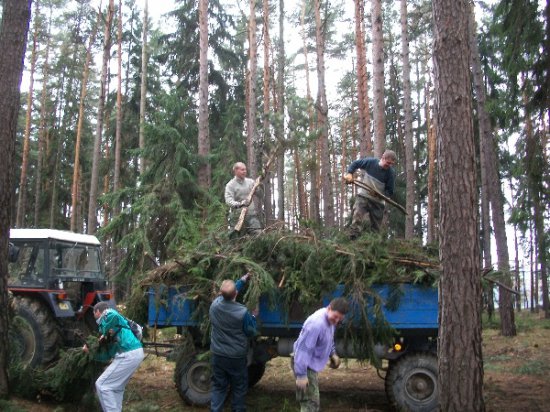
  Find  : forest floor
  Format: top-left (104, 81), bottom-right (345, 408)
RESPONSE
top-left (4, 311), bottom-right (550, 412)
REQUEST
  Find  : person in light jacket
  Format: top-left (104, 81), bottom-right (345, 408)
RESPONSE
top-left (293, 297), bottom-right (349, 412)
top-left (225, 162), bottom-right (262, 235)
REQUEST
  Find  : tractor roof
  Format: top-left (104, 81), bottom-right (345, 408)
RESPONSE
top-left (10, 229), bottom-right (101, 246)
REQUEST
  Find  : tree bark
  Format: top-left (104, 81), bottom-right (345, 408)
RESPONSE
top-left (301, 0), bottom-right (317, 223)
top-left (34, 3), bottom-right (53, 228)
top-left (433, 0), bottom-right (485, 410)
top-left (314, 0), bottom-right (334, 227)
top-left (139, 0), bottom-right (148, 177)
top-left (524, 83), bottom-right (549, 318)
top-left (198, 0), bottom-right (211, 189)
top-left (354, 0), bottom-right (372, 157)
top-left (426, 89), bottom-right (437, 244)
top-left (88, 0), bottom-right (114, 235)
top-left (247, 0), bottom-right (258, 178)
top-left (371, 0), bottom-right (385, 158)
top-left (71, 10), bottom-right (100, 232)
top-left (276, 0), bottom-right (285, 223)
top-left (16, 0), bottom-right (40, 228)
top-left (470, 7), bottom-right (516, 334)
top-left (469, 5), bottom-right (495, 320)
top-left (114, 0), bottom-right (123, 207)
top-left (262, 0), bottom-right (273, 224)
top-left (400, 0), bottom-right (415, 239)
top-left (0, 0), bottom-right (33, 397)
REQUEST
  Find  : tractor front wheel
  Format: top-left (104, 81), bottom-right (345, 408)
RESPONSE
top-left (10, 296), bottom-right (62, 368)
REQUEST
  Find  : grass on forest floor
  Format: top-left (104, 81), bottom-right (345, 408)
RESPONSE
top-left (482, 311), bottom-right (550, 377)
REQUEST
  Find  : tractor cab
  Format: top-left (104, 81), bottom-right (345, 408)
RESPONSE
top-left (8, 229), bottom-right (115, 367)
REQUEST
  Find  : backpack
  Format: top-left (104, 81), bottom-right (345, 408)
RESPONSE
top-left (121, 317), bottom-right (143, 341)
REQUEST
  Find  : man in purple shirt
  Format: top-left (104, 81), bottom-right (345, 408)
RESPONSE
top-left (293, 297), bottom-right (349, 411)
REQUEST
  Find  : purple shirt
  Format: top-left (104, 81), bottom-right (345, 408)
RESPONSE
top-left (293, 307), bottom-right (336, 378)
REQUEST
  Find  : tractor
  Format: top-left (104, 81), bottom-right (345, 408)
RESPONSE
top-left (8, 228), bottom-right (115, 367)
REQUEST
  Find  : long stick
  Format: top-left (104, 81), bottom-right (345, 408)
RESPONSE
top-left (352, 179), bottom-right (408, 215)
top-left (235, 146), bottom-right (280, 232)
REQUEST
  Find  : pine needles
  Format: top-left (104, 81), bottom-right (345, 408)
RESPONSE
top-left (8, 335), bottom-right (104, 406)
top-left (135, 229), bottom-right (440, 362)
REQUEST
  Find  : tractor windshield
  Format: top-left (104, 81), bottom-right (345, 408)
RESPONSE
top-left (49, 241), bottom-right (103, 279)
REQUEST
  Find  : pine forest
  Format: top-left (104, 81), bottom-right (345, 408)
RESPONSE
top-left (1, 0), bottom-right (549, 409)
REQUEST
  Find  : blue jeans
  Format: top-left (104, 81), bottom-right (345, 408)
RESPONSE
top-left (211, 354), bottom-right (248, 412)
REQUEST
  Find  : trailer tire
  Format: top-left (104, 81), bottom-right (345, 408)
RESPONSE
top-left (385, 352), bottom-right (438, 412)
top-left (10, 296), bottom-right (61, 368)
top-left (175, 355), bottom-right (211, 406)
top-left (248, 362), bottom-right (266, 387)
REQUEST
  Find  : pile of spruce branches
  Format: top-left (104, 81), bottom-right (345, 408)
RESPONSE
top-left (128, 229), bottom-right (439, 362)
top-left (8, 335), bottom-right (104, 407)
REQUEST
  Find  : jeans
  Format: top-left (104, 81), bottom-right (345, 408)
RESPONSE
top-left (211, 354), bottom-right (248, 412)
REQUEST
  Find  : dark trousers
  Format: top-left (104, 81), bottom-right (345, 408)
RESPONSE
top-left (350, 195), bottom-right (385, 235)
top-left (211, 354), bottom-right (248, 412)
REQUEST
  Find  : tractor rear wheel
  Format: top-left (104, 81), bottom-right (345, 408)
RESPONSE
top-left (175, 355), bottom-right (211, 406)
top-left (247, 362), bottom-right (266, 387)
top-left (10, 296), bottom-right (62, 368)
top-left (385, 352), bottom-right (438, 412)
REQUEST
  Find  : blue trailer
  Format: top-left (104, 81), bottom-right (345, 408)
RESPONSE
top-left (148, 282), bottom-right (439, 411)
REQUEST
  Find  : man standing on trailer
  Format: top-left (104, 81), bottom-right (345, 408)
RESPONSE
top-left (344, 150), bottom-right (397, 237)
top-left (225, 162), bottom-right (263, 235)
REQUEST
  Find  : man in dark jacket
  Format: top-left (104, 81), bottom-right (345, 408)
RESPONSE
top-left (209, 274), bottom-right (257, 412)
top-left (344, 150), bottom-right (396, 237)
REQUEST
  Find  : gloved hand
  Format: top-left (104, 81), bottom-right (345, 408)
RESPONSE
top-left (344, 173), bottom-right (354, 184)
top-left (296, 377), bottom-right (308, 391)
top-left (329, 353), bottom-right (341, 369)
top-left (239, 199), bottom-right (249, 208)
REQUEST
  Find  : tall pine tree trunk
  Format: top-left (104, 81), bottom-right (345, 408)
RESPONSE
top-left (470, 6), bottom-right (495, 320)
top-left (0, 0), bottom-right (33, 396)
top-left (371, 0), bottom-right (385, 157)
top-left (524, 83), bottom-right (549, 318)
top-left (470, 8), bottom-right (516, 335)
top-left (354, 0), bottom-right (372, 156)
top-left (34, 4), bottom-right (52, 227)
top-left (139, 0), bottom-right (148, 176)
top-left (301, 0), bottom-right (318, 223)
top-left (426, 84), bottom-right (437, 244)
top-left (71, 11), bottom-right (99, 232)
top-left (314, 0), bottom-right (334, 226)
top-left (401, 0), bottom-right (415, 239)
top-left (88, 0), bottom-right (114, 235)
top-left (433, 0), bottom-right (485, 410)
top-left (114, 0), bottom-right (123, 206)
top-left (16, 0), bottom-right (40, 228)
top-left (276, 0), bottom-right (285, 222)
top-left (262, 0), bottom-right (273, 224)
top-left (198, 0), bottom-right (210, 188)
top-left (247, 0), bottom-right (258, 178)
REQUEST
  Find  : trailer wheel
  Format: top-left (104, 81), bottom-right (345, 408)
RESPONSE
top-left (175, 356), bottom-right (211, 406)
top-left (248, 362), bottom-right (266, 387)
top-left (10, 297), bottom-right (61, 367)
top-left (385, 352), bottom-right (438, 412)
